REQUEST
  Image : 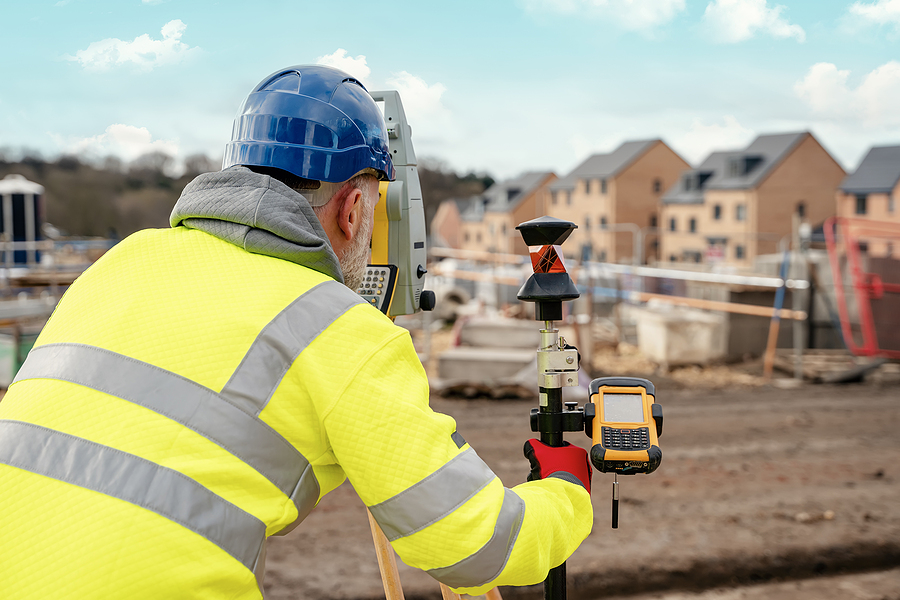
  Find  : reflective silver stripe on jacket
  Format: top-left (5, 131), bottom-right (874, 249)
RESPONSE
top-left (13, 342), bottom-right (320, 525)
top-left (10, 280), bottom-right (365, 539)
top-left (220, 280), bottom-right (365, 416)
top-left (427, 488), bottom-right (525, 588)
top-left (0, 419), bottom-right (266, 571)
top-left (368, 448), bottom-right (496, 541)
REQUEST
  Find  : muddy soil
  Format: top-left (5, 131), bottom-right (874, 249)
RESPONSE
top-left (263, 382), bottom-right (900, 600)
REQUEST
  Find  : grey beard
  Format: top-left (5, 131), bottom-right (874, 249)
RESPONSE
top-left (339, 206), bottom-right (374, 292)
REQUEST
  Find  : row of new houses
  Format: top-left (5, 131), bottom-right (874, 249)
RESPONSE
top-left (431, 132), bottom-right (900, 266)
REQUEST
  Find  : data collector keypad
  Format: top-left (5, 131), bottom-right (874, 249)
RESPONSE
top-left (601, 426), bottom-right (650, 450)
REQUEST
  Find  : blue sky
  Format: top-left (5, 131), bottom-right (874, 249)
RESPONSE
top-left (2, 0), bottom-right (899, 180)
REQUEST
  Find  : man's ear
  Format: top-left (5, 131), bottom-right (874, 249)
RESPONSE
top-left (337, 184), bottom-right (364, 242)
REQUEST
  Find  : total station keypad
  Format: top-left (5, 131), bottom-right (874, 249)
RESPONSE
top-left (357, 266), bottom-right (393, 312)
top-left (601, 426), bottom-right (650, 450)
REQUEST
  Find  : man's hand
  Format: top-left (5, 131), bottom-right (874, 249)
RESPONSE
top-left (523, 439), bottom-right (591, 494)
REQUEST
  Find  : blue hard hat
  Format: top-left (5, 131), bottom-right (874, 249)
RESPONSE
top-left (223, 65), bottom-right (395, 182)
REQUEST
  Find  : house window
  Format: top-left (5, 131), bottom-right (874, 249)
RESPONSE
top-left (601, 179), bottom-right (607, 194)
top-left (653, 178), bottom-right (662, 194)
top-left (669, 254), bottom-right (677, 262)
top-left (713, 204), bottom-right (722, 220)
top-left (735, 245), bottom-right (745, 259)
top-left (856, 194), bottom-right (867, 215)
top-left (736, 204), bottom-right (746, 221)
top-left (584, 179), bottom-right (591, 194)
top-left (889, 197), bottom-right (895, 213)
top-left (650, 215), bottom-right (658, 227)
top-left (476, 233), bottom-right (482, 243)
top-left (669, 217), bottom-right (677, 232)
top-left (858, 241), bottom-right (868, 254)
top-left (464, 232), bottom-right (470, 242)
top-left (501, 223), bottom-right (507, 235)
top-left (551, 192), bottom-right (558, 205)
top-left (683, 251), bottom-right (701, 263)
top-left (585, 216), bottom-right (591, 230)
top-left (599, 250), bottom-right (607, 262)
top-left (566, 191), bottom-right (572, 206)
top-left (797, 201), bottom-right (806, 219)
top-left (600, 216), bottom-right (607, 228)
top-left (689, 218), bottom-right (697, 233)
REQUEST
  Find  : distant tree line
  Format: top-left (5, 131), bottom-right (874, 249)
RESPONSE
top-left (0, 150), bottom-right (493, 239)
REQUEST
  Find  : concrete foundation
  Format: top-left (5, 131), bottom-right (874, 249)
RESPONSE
top-left (456, 316), bottom-right (542, 349)
top-left (633, 304), bottom-right (728, 368)
top-left (438, 347), bottom-right (534, 381)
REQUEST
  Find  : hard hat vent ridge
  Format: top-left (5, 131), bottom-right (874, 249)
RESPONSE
top-left (223, 65), bottom-right (394, 183)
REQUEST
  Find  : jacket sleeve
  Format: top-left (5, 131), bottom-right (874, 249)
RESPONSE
top-left (320, 327), bottom-right (593, 595)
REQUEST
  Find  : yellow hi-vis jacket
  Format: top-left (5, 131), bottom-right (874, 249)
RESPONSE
top-left (0, 168), bottom-right (592, 599)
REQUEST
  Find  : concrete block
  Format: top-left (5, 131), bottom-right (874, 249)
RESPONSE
top-left (438, 346), bottom-right (534, 381)
top-left (457, 317), bottom-right (542, 349)
top-left (634, 304), bottom-right (728, 367)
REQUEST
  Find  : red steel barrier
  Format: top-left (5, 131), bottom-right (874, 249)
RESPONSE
top-left (824, 217), bottom-right (900, 358)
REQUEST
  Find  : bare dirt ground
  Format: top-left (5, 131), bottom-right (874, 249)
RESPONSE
top-left (263, 371), bottom-right (900, 600)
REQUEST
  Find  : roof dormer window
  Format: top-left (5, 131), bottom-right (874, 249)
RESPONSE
top-left (728, 155), bottom-right (763, 177)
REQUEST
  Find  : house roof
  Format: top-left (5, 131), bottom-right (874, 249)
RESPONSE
top-left (549, 140), bottom-right (659, 191)
top-left (704, 131), bottom-right (809, 191)
top-left (662, 151), bottom-right (732, 205)
top-left (840, 145), bottom-right (900, 195)
top-left (458, 196), bottom-right (485, 222)
top-left (458, 171), bottom-right (554, 222)
top-left (483, 171), bottom-right (554, 212)
top-left (0, 174), bottom-right (44, 195)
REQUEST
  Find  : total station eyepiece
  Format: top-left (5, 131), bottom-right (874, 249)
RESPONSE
top-left (516, 217), bottom-right (580, 321)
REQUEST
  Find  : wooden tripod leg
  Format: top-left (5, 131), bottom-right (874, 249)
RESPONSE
top-left (367, 508), bottom-right (405, 600)
top-left (367, 508), bottom-right (503, 600)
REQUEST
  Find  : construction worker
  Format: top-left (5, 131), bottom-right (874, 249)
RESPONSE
top-left (0, 65), bottom-right (592, 599)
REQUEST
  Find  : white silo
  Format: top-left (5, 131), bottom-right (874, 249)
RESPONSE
top-left (0, 174), bottom-right (44, 266)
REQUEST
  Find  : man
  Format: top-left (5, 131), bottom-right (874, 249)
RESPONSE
top-left (0, 65), bottom-right (592, 599)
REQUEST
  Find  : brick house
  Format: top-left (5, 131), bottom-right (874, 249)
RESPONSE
top-left (546, 140), bottom-right (689, 264)
top-left (430, 197), bottom-right (468, 250)
top-left (440, 171), bottom-right (557, 255)
top-left (660, 132), bottom-right (845, 266)
top-left (835, 145), bottom-right (900, 257)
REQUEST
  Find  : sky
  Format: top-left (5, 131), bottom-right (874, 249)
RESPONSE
top-left (1, 0), bottom-right (899, 180)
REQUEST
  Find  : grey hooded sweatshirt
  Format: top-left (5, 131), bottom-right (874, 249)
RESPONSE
top-left (170, 166), bottom-right (344, 283)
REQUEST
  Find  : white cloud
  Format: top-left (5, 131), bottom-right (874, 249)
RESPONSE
top-left (795, 61), bottom-right (900, 127)
top-left (846, 0), bottom-right (900, 34)
top-left (384, 71), bottom-right (453, 148)
top-left (385, 72), bottom-right (449, 122)
top-left (702, 0), bottom-right (805, 43)
top-left (52, 124), bottom-right (180, 163)
top-left (519, 0), bottom-right (685, 32)
top-left (675, 116), bottom-right (755, 164)
top-left (66, 19), bottom-right (198, 71)
top-left (849, 0), bottom-right (900, 24)
top-left (316, 49), bottom-right (371, 82)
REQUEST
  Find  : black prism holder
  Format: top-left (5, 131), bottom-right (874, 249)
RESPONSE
top-left (515, 216), bottom-right (583, 600)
